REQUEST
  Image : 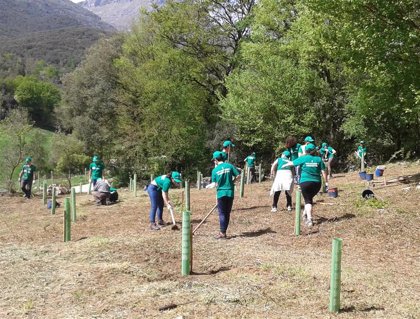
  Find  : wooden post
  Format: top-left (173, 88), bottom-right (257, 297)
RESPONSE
top-left (88, 180), bottom-right (92, 195)
top-left (185, 180), bottom-right (190, 211)
top-left (51, 171), bottom-right (54, 186)
top-left (42, 181), bottom-right (47, 205)
top-left (329, 238), bottom-right (343, 313)
top-left (197, 171), bottom-right (202, 190)
top-left (258, 164), bottom-right (262, 183)
top-left (361, 153), bottom-right (365, 172)
top-left (64, 197), bottom-right (71, 242)
top-left (246, 165), bottom-right (250, 184)
top-left (129, 177), bottom-right (132, 192)
top-left (133, 173), bottom-right (137, 197)
top-left (79, 182), bottom-right (82, 194)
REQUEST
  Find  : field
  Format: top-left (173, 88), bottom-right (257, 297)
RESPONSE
top-left (0, 162), bottom-right (419, 319)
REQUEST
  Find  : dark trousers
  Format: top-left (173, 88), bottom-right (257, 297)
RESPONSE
top-left (21, 179), bottom-right (33, 198)
top-left (249, 167), bottom-right (256, 183)
top-left (217, 196), bottom-right (234, 233)
top-left (93, 191), bottom-right (110, 205)
top-left (272, 191), bottom-right (292, 208)
top-left (147, 185), bottom-right (164, 223)
top-left (300, 181), bottom-right (321, 205)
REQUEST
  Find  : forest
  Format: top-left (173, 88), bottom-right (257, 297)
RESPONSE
top-left (1, 0), bottom-right (419, 189)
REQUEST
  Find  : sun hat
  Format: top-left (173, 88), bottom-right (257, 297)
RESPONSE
top-left (92, 155), bottom-right (100, 162)
top-left (304, 136), bottom-right (314, 143)
top-left (171, 171), bottom-right (182, 183)
top-left (223, 140), bottom-right (235, 148)
top-left (321, 142), bottom-right (328, 148)
top-left (305, 143), bottom-right (316, 152)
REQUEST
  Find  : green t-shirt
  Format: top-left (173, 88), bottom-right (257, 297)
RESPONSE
top-left (320, 146), bottom-right (336, 160)
top-left (245, 155), bottom-right (256, 168)
top-left (288, 144), bottom-right (300, 160)
top-left (21, 164), bottom-right (36, 181)
top-left (275, 157), bottom-right (292, 171)
top-left (154, 175), bottom-right (172, 192)
top-left (292, 155), bottom-right (325, 183)
top-left (89, 162), bottom-right (104, 180)
top-left (211, 162), bottom-right (240, 199)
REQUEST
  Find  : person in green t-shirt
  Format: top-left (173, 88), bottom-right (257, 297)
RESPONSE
top-left (211, 151), bottom-right (241, 239)
top-left (18, 157), bottom-right (36, 199)
top-left (355, 141), bottom-right (367, 166)
top-left (244, 152), bottom-right (256, 183)
top-left (222, 139), bottom-right (235, 162)
top-left (89, 155), bottom-right (105, 186)
top-left (286, 136), bottom-right (301, 183)
top-left (270, 150), bottom-right (294, 212)
top-left (282, 143), bottom-right (327, 227)
top-left (320, 142), bottom-right (337, 180)
top-left (147, 171), bottom-right (182, 230)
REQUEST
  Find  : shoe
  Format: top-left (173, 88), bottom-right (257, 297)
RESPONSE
top-left (214, 232), bottom-right (227, 239)
top-left (157, 220), bottom-right (165, 226)
top-left (150, 223), bottom-right (160, 231)
top-left (287, 206), bottom-right (292, 212)
top-left (271, 207), bottom-right (277, 213)
top-left (305, 219), bottom-right (313, 227)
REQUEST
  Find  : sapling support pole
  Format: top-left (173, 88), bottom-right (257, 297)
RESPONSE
top-left (239, 171), bottom-right (245, 198)
top-left (71, 187), bottom-right (76, 222)
top-left (258, 164), bottom-right (262, 183)
top-left (79, 182), bottom-right (82, 194)
top-left (181, 211), bottom-right (191, 276)
top-left (51, 188), bottom-right (56, 215)
top-left (133, 173), bottom-right (137, 197)
top-left (185, 180), bottom-right (190, 211)
top-left (88, 180), bottom-right (92, 195)
top-left (361, 153), bottom-right (365, 172)
top-left (197, 171), bottom-right (202, 190)
top-left (329, 238), bottom-right (343, 313)
top-left (64, 197), bottom-right (71, 242)
top-left (42, 181), bottom-right (47, 205)
top-left (246, 165), bottom-right (250, 184)
top-left (129, 177), bottom-right (132, 192)
top-left (295, 189), bottom-right (301, 236)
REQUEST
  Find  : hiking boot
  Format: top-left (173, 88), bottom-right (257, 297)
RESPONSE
top-left (150, 223), bottom-right (160, 231)
top-left (214, 232), bottom-right (227, 239)
top-left (271, 207), bottom-right (277, 213)
top-left (157, 219), bottom-right (165, 226)
top-left (287, 206), bottom-right (292, 212)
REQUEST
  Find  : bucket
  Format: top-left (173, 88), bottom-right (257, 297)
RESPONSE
top-left (365, 173), bottom-right (374, 181)
top-left (328, 187), bottom-right (338, 198)
top-left (359, 171), bottom-right (367, 180)
top-left (362, 189), bottom-right (374, 199)
top-left (375, 168), bottom-right (384, 177)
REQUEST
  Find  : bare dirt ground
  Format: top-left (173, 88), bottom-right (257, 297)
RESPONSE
top-left (0, 162), bottom-right (419, 319)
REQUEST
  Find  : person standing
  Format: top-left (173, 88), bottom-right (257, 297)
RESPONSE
top-left (270, 150), bottom-right (294, 212)
top-left (298, 136), bottom-right (315, 157)
top-left (89, 155), bottom-right (105, 187)
top-left (286, 136), bottom-right (300, 184)
top-left (147, 171), bottom-right (182, 230)
top-left (355, 141), bottom-right (367, 169)
top-left (244, 152), bottom-right (256, 183)
top-left (320, 142), bottom-right (337, 179)
top-left (222, 139), bottom-right (235, 162)
top-left (282, 143), bottom-right (327, 227)
top-left (211, 151), bottom-right (240, 239)
top-left (18, 157), bottom-right (36, 199)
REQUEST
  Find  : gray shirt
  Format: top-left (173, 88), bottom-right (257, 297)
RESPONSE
top-left (94, 180), bottom-right (110, 193)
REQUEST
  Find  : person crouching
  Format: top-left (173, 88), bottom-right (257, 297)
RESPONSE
top-left (93, 178), bottom-right (111, 205)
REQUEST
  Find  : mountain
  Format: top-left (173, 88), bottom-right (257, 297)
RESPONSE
top-left (0, 0), bottom-right (115, 73)
top-left (78, 0), bottom-right (164, 30)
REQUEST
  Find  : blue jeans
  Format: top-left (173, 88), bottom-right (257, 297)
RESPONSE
top-left (217, 196), bottom-right (234, 233)
top-left (147, 185), bottom-right (164, 223)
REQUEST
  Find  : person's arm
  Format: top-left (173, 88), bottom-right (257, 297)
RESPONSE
top-left (18, 168), bottom-right (23, 181)
top-left (270, 159), bottom-right (278, 177)
top-left (162, 191), bottom-right (171, 208)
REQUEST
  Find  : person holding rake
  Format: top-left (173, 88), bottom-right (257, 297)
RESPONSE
top-left (211, 151), bottom-right (241, 239)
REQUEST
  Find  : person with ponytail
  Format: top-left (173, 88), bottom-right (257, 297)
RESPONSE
top-left (147, 171), bottom-right (182, 230)
top-left (282, 143), bottom-right (327, 227)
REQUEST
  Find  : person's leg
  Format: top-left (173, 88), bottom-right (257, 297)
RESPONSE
top-left (217, 196), bottom-right (232, 237)
top-left (21, 180), bottom-right (29, 198)
top-left (272, 191), bottom-right (281, 212)
top-left (147, 185), bottom-right (159, 225)
top-left (224, 196), bottom-right (234, 233)
top-left (156, 191), bottom-right (165, 224)
top-left (328, 158), bottom-right (333, 178)
top-left (285, 191), bottom-right (292, 210)
top-left (27, 180), bottom-right (33, 198)
top-left (301, 182), bottom-right (321, 226)
top-left (250, 167), bottom-right (256, 183)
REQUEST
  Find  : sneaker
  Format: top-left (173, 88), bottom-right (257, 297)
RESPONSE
top-left (287, 206), bottom-right (292, 212)
top-left (157, 220), bottom-right (165, 226)
top-left (150, 223), bottom-right (160, 231)
top-left (306, 219), bottom-right (313, 227)
top-left (214, 232), bottom-right (227, 239)
top-left (271, 207), bottom-right (277, 213)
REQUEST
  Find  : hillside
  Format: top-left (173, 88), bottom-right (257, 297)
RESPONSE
top-left (0, 0), bottom-right (115, 71)
top-left (79, 0), bottom-right (165, 30)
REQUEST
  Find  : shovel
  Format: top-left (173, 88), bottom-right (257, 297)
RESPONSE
top-left (168, 206), bottom-right (179, 230)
